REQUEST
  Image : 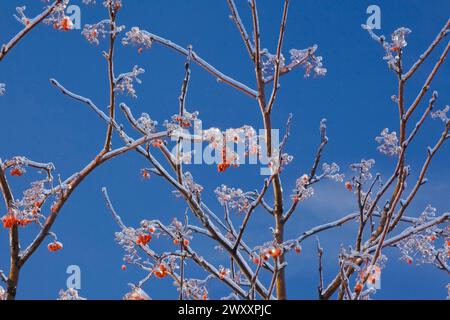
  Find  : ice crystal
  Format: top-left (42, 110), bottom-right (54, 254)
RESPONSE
top-left (14, 6), bottom-right (30, 27)
top-left (215, 185), bottom-right (250, 213)
top-left (289, 45), bottom-right (327, 78)
top-left (322, 162), bottom-right (345, 182)
top-left (267, 151), bottom-right (294, 174)
top-left (164, 111), bottom-right (199, 131)
top-left (103, 0), bottom-right (122, 10)
top-left (122, 27), bottom-right (153, 50)
top-left (362, 25), bottom-right (412, 72)
top-left (376, 128), bottom-right (400, 156)
top-left (397, 206), bottom-right (449, 268)
top-left (431, 105), bottom-right (449, 123)
top-left (137, 113), bottom-right (158, 134)
top-left (82, 21), bottom-right (109, 45)
top-left (391, 27), bottom-right (412, 50)
top-left (180, 172), bottom-right (203, 196)
top-left (115, 66), bottom-right (145, 98)
top-left (123, 286), bottom-right (151, 300)
top-left (350, 159), bottom-right (376, 183)
top-left (291, 175), bottom-right (314, 203)
top-left (58, 288), bottom-right (86, 300)
top-left (261, 49), bottom-right (285, 79)
top-left (260, 45), bottom-right (327, 81)
top-left (177, 277), bottom-right (210, 300)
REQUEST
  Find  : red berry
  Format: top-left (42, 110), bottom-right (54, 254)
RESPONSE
top-left (136, 234), bottom-right (152, 246)
top-left (48, 241), bottom-right (63, 252)
top-left (10, 168), bottom-right (23, 177)
top-left (345, 181), bottom-right (353, 192)
top-left (269, 247), bottom-right (282, 258)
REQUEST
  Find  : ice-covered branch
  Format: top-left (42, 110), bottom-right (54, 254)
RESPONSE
top-left (404, 19), bottom-right (450, 81)
top-left (226, 0), bottom-right (255, 59)
top-left (0, 0), bottom-right (63, 62)
top-left (122, 28), bottom-right (258, 98)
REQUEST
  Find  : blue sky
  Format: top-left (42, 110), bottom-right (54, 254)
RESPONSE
top-left (0, 0), bottom-right (449, 300)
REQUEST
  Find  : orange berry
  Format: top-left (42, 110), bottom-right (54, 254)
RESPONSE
top-left (173, 239), bottom-right (180, 245)
top-left (141, 169), bottom-right (151, 180)
top-left (121, 265), bottom-right (127, 271)
top-left (345, 181), bottom-right (353, 192)
top-left (270, 247), bottom-right (282, 258)
top-left (183, 239), bottom-right (190, 246)
top-left (202, 294), bottom-right (208, 300)
top-left (354, 283), bottom-right (363, 293)
top-left (60, 16), bottom-right (73, 31)
top-left (294, 246), bottom-right (302, 254)
top-left (148, 227), bottom-right (155, 233)
top-left (252, 257), bottom-right (260, 265)
top-left (10, 168), bottom-right (23, 176)
top-left (406, 257), bottom-right (413, 265)
top-left (2, 215), bottom-right (18, 228)
top-left (136, 234), bottom-right (152, 246)
top-left (154, 264), bottom-right (168, 278)
top-left (47, 241), bottom-right (63, 252)
top-left (138, 47), bottom-right (143, 54)
top-left (217, 163), bottom-right (230, 173)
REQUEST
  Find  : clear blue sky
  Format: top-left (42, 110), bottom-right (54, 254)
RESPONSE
top-left (0, 0), bottom-right (449, 299)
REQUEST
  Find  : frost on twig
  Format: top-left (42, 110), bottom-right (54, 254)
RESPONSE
top-left (123, 286), bottom-right (151, 300)
top-left (262, 45), bottom-right (327, 82)
top-left (215, 185), bottom-right (251, 214)
top-left (431, 105), bottom-right (449, 123)
top-left (375, 128), bottom-right (401, 156)
top-left (0, 286), bottom-right (5, 300)
top-left (396, 206), bottom-right (450, 269)
top-left (114, 66), bottom-right (145, 98)
top-left (362, 24), bottom-right (412, 72)
top-left (122, 27), bottom-right (153, 50)
top-left (58, 288), bottom-right (86, 300)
